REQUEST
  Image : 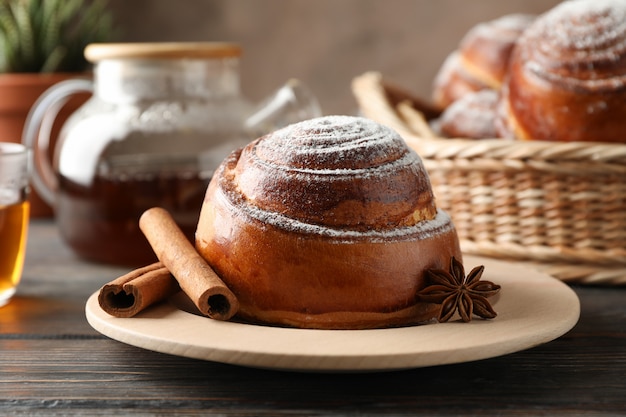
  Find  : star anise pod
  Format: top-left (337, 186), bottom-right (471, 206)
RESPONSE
top-left (418, 257), bottom-right (501, 323)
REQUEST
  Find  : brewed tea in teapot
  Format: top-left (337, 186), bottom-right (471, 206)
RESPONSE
top-left (23, 42), bottom-right (321, 266)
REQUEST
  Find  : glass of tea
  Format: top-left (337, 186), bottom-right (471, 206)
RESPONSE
top-left (0, 143), bottom-right (29, 307)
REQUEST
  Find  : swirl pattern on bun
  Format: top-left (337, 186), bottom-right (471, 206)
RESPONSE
top-left (196, 116), bottom-right (462, 329)
top-left (497, 0), bottom-right (626, 142)
top-left (234, 115), bottom-right (437, 232)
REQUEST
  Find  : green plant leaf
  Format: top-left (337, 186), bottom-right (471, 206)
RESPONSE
top-left (41, 44), bottom-right (66, 73)
top-left (0, 0), bottom-right (115, 73)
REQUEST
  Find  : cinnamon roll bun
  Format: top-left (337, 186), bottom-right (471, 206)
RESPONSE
top-left (432, 13), bottom-right (534, 110)
top-left (435, 89), bottom-right (500, 139)
top-left (497, 0), bottom-right (626, 142)
top-left (195, 116), bottom-right (461, 329)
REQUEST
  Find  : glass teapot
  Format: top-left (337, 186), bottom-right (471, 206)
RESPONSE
top-left (23, 42), bottom-right (321, 266)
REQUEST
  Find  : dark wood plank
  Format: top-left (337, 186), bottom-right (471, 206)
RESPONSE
top-left (1, 329), bottom-right (625, 415)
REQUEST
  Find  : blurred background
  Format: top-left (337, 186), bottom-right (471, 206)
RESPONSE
top-left (107, 0), bottom-right (563, 115)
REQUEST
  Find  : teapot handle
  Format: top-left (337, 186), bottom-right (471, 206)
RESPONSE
top-left (22, 78), bottom-right (93, 206)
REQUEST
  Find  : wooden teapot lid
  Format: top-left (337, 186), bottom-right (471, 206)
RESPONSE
top-left (84, 42), bottom-right (242, 62)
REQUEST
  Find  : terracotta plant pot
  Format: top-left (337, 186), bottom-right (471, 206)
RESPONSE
top-left (0, 73), bottom-right (90, 217)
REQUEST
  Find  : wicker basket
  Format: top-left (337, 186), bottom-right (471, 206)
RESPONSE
top-left (352, 71), bottom-right (626, 285)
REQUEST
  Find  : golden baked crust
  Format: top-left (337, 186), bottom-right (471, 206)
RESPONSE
top-left (195, 116), bottom-right (462, 329)
top-left (458, 13), bottom-right (534, 89)
top-left (432, 14), bottom-right (534, 110)
top-left (496, 0), bottom-right (626, 142)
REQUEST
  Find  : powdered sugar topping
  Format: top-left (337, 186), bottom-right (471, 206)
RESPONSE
top-left (537, 0), bottom-right (626, 50)
top-left (253, 115), bottom-right (414, 172)
top-left (520, 0), bottom-right (626, 88)
top-left (237, 200), bottom-right (455, 242)
top-left (216, 115), bottom-right (446, 235)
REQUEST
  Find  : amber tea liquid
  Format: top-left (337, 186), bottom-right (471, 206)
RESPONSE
top-left (0, 201), bottom-right (29, 306)
top-left (57, 171), bottom-right (210, 266)
top-left (52, 128), bottom-right (242, 266)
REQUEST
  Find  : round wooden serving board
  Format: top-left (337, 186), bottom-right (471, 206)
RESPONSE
top-left (86, 256), bottom-right (580, 372)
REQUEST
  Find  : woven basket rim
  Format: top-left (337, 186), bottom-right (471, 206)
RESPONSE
top-left (352, 71), bottom-right (626, 164)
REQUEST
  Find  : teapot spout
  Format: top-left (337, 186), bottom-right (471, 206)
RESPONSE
top-left (244, 79), bottom-right (322, 137)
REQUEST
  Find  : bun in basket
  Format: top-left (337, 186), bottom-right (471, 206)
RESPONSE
top-left (432, 13), bottom-right (534, 110)
top-left (195, 116), bottom-right (462, 329)
top-left (496, 0), bottom-right (626, 142)
top-left (436, 89), bottom-right (500, 139)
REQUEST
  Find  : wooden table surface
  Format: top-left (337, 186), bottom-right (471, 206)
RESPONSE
top-left (1, 219), bottom-right (625, 416)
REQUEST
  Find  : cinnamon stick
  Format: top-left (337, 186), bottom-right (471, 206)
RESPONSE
top-left (98, 262), bottom-right (179, 318)
top-left (139, 207), bottom-right (239, 321)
